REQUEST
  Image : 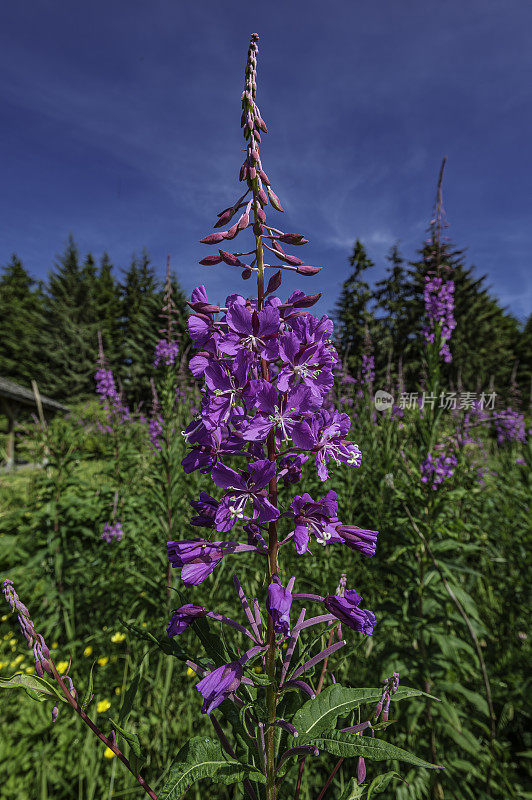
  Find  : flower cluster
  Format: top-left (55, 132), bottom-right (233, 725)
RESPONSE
top-left (154, 339), bottom-right (179, 368)
top-left (493, 408), bottom-right (526, 445)
top-left (94, 338), bottom-right (131, 424)
top-left (361, 353), bottom-right (375, 385)
top-left (102, 521), bottom-right (124, 543)
top-left (165, 32), bottom-right (379, 718)
top-left (421, 447), bottom-right (457, 490)
top-left (422, 275), bottom-right (456, 363)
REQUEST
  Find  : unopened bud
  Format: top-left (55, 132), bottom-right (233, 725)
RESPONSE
top-left (199, 254), bottom-right (223, 266)
top-left (241, 268), bottom-right (252, 280)
top-left (249, 166), bottom-right (256, 180)
top-left (200, 232), bottom-right (226, 245)
top-left (296, 265), bottom-right (322, 276)
top-left (267, 187), bottom-right (284, 212)
top-left (278, 232), bottom-right (308, 245)
top-left (279, 253), bottom-right (304, 267)
top-left (237, 212), bottom-right (249, 231)
top-left (259, 169), bottom-right (270, 185)
top-left (214, 208), bottom-right (234, 228)
top-left (239, 163), bottom-right (248, 182)
top-left (256, 206), bottom-right (266, 223)
top-left (253, 221), bottom-right (263, 235)
top-left (258, 188), bottom-right (268, 205)
top-left (52, 703), bottom-right (59, 723)
top-left (224, 223), bottom-right (239, 240)
top-left (219, 250), bottom-right (245, 267)
top-left (357, 756), bottom-right (366, 785)
top-left (266, 270), bottom-right (282, 294)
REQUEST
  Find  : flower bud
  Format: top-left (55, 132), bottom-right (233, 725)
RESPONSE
top-left (242, 268), bottom-right (252, 280)
top-left (249, 166), bottom-right (257, 180)
top-left (256, 116), bottom-right (268, 132)
top-left (279, 253), bottom-right (304, 267)
top-left (200, 232), bottom-right (226, 245)
top-left (291, 292), bottom-right (322, 308)
top-left (214, 208), bottom-right (235, 228)
top-left (218, 250), bottom-right (245, 267)
top-left (266, 270), bottom-right (282, 294)
top-left (278, 232), bottom-right (309, 245)
top-left (254, 129), bottom-right (262, 144)
top-left (267, 187), bottom-right (284, 212)
top-left (239, 163), bottom-right (248, 182)
top-left (357, 756), bottom-right (366, 785)
top-left (256, 206), bottom-right (266, 223)
top-left (52, 703), bottom-right (59, 723)
top-left (199, 254), bottom-right (223, 266)
top-left (224, 223), bottom-right (240, 240)
top-left (237, 212), bottom-right (249, 231)
top-left (296, 265), bottom-right (322, 275)
top-left (258, 188), bottom-right (268, 205)
top-left (253, 221), bottom-right (263, 235)
top-left (259, 169), bottom-right (270, 185)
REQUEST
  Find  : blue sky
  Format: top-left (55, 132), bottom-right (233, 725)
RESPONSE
top-left (1, 0), bottom-right (530, 323)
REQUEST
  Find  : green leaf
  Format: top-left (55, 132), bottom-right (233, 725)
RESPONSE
top-left (0, 671), bottom-right (68, 704)
top-left (118, 667), bottom-right (142, 725)
top-left (309, 730), bottom-right (442, 770)
top-left (366, 771), bottom-right (403, 797)
top-left (81, 661), bottom-right (96, 711)
top-left (338, 777), bottom-right (365, 800)
top-left (158, 737), bottom-right (266, 799)
top-left (292, 684), bottom-right (436, 743)
top-left (108, 717), bottom-right (142, 759)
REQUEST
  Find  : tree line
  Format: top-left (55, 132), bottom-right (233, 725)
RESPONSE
top-left (1, 230), bottom-right (530, 409)
top-left (0, 235), bottom-right (189, 407)
top-left (334, 234), bottom-right (531, 406)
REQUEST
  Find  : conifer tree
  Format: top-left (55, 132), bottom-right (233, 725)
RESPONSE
top-left (0, 255), bottom-right (46, 388)
top-left (93, 252), bottom-right (122, 366)
top-left (42, 235), bottom-right (100, 400)
top-left (333, 239), bottom-right (375, 376)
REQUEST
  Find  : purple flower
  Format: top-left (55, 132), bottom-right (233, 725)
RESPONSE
top-left (242, 383), bottom-right (320, 442)
top-left (211, 460), bottom-right (280, 533)
top-left (334, 525), bottom-right (378, 557)
top-left (289, 491), bottom-right (341, 554)
top-left (361, 353), bottom-right (375, 385)
top-left (422, 275), bottom-right (455, 362)
top-left (421, 448), bottom-right (457, 490)
top-left (494, 409), bottom-right (526, 445)
top-left (267, 576), bottom-right (294, 636)
top-left (220, 302), bottom-right (280, 360)
top-left (167, 604), bottom-right (207, 636)
top-left (196, 661), bottom-right (244, 714)
top-left (102, 521), bottom-right (123, 543)
top-left (154, 339), bottom-right (179, 368)
top-left (291, 409), bottom-right (362, 481)
top-left (167, 539), bottom-right (224, 585)
top-left (149, 415), bottom-right (163, 452)
top-left (324, 589), bottom-right (376, 635)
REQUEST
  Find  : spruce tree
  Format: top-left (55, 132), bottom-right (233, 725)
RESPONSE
top-left (333, 239), bottom-right (375, 376)
top-left (42, 235), bottom-right (100, 400)
top-left (0, 255), bottom-right (46, 388)
top-left (93, 252), bottom-right (122, 367)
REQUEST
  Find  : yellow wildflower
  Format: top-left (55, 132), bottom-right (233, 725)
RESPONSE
top-left (253, 665), bottom-right (262, 674)
top-left (97, 656), bottom-right (109, 667)
top-left (114, 686), bottom-right (122, 695)
top-left (97, 699), bottom-right (111, 713)
top-left (282, 643), bottom-right (288, 650)
top-left (9, 638), bottom-right (16, 647)
top-left (141, 622), bottom-right (147, 628)
top-left (83, 646), bottom-right (93, 657)
top-left (25, 666), bottom-right (35, 674)
top-left (103, 626), bottom-right (108, 631)
top-left (1, 614), bottom-right (8, 622)
top-left (0, 662), bottom-right (6, 670)
top-left (186, 667), bottom-right (196, 678)
top-left (56, 661), bottom-right (69, 674)
top-left (51, 642), bottom-right (58, 650)
top-left (11, 654), bottom-right (24, 667)
top-left (103, 747), bottom-right (115, 759)
top-left (3, 632), bottom-right (13, 640)
top-left (111, 632), bottom-right (126, 643)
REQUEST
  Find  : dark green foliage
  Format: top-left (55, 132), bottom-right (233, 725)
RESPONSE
top-left (0, 255), bottom-right (47, 388)
top-left (334, 240), bottom-right (375, 377)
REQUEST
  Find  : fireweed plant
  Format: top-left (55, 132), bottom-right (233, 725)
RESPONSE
top-left (1, 35), bottom-right (443, 800)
